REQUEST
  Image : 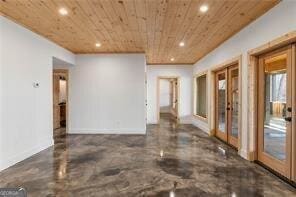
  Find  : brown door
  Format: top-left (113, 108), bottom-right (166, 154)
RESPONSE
top-left (53, 73), bottom-right (60, 130)
top-left (257, 45), bottom-right (293, 178)
top-left (215, 65), bottom-right (239, 148)
top-left (227, 66), bottom-right (239, 148)
top-left (215, 69), bottom-right (228, 142)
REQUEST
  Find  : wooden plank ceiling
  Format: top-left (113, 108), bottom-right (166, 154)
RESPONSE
top-left (0, 0), bottom-right (280, 64)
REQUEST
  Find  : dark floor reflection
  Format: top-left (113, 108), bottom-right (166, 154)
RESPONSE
top-left (0, 114), bottom-right (295, 196)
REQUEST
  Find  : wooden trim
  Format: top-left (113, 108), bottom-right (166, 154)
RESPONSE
top-left (193, 71), bottom-right (208, 78)
top-left (292, 44), bottom-right (296, 182)
top-left (156, 76), bottom-right (180, 123)
top-left (248, 151), bottom-right (256, 161)
top-left (209, 129), bottom-right (215, 136)
top-left (248, 55), bottom-right (259, 161)
top-left (193, 72), bottom-right (208, 122)
top-left (248, 31), bottom-right (296, 56)
top-left (211, 55), bottom-right (242, 72)
top-left (53, 69), bottom-right (69, 133)
top-left (193, 114), bottom-right (207, 123)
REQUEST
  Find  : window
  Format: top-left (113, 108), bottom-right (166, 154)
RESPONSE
top-left (195, 74), bottom-right (207, 118)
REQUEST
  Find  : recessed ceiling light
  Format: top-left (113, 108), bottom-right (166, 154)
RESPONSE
top-left (179, 42), bottom-right (185, 47)
top-left (200, 5), bottom-right (209, 13)
top-left (95, 43), bottom-right (101, 47)
top-left (59, 8), bottom-right (68, 16)
top-left (170, 57), bottom-right (175, 62)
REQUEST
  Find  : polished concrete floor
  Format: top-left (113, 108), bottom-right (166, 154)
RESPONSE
top-left (0, 115), bottom-right (295, 196)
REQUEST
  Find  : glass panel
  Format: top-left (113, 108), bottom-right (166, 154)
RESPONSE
top-left (263, 54), bottom-right (287, 161)
top-left (230, 69), bottom-right (239, 138)
top-left (196, 75), bottom-right (207, 118)
top-left (218, 73), bottom-right (226, 132)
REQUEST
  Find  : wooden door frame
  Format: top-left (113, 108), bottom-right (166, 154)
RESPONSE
top-left (53, 69), bottom-right (69, 133)
top-left (193, 71), bottom-right (208, 123)
top-left (257, 46), bottom-right (292, 178)
top-left (157, 76), bottom-right (180, 123)
top-left (209, 55), bottom-right (242, 152)
top-left (247, 31), bottom-right (296, 182)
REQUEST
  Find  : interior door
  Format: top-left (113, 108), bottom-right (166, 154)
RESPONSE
top-left (227, 66), bottom-right (239, 148)
top-left (215, 70), bottom-right (228, 142)
top-left (257, 45), bottom-right (292, 178)
top-left (53, 73), bottom-right (60, 130)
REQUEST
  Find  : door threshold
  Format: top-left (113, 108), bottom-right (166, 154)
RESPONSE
top-left (213, 136), bottom-right (238, 151)
top-left (255, 160), bottom-right (296, 188)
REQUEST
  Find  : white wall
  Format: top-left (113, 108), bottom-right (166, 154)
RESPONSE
top-left (192, 0), bottom-right (296, 159)
top-left (159, 79), bottom-right (171, 113)
top-left (0, 16), bottom-right (75, 171)
top-left (69, 54), bottom-right (146, 134)
top-left (147, 65), bottom-right (192, 124)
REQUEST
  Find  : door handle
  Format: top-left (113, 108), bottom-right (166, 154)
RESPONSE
top-left (284, 117), bottom-right (292, 122)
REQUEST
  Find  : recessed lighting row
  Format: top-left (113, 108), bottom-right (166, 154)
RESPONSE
top-left (58, 8), bottom-right (102, 48)
top-left (59, 5), bottom-right (208, 54)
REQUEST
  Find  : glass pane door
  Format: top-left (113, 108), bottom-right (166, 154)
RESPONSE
top-left (216, 71), bottom-right (227, 141)
top-left (258, 46), bottom-right (292, 178)
top-left (228, 67), bottom-right (239, 147)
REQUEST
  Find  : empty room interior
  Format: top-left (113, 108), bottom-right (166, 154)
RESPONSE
top-left (1, 0), bottom-right (296, 196)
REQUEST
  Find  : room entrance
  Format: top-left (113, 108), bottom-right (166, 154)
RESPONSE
top-left (157, 77), bottom-right (179, 123)
top-left (215, 64), bottom-right (239, 148)
top-left (53, 69), bottom-right (68, 141)
top-left (257, 44), bottom-right (295, 180)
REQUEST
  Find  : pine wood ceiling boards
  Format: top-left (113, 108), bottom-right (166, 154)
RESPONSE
top-left (0, 0), bottom-right (280, 64)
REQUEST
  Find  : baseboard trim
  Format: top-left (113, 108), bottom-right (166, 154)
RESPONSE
top-left (0, 137), bottom-right (53, 172)
top-left (69, 128), bottom-right (146, 135)
top-left (191, 121), bottom-right (210, 134)
top-left (247, 151), bottom-right (256, 161)
top-left (238, 149), bottom-right (249, 160)
top-left (179, 119), bottom-right (192, 124)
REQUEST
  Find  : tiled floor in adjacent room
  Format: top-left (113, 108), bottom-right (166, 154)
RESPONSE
top-left (0, 114), bottom-right (295, 196)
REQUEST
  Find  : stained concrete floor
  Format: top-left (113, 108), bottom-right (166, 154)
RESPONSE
top-left (0, 115), bottom-right (295, 196)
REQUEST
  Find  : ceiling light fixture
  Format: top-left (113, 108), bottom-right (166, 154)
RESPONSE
top-left (170, 57), bottom-right (175, 62)
top-left (199, 5), bottom-right (209, 13)
top-left (59, 8), bottom-right (68, 16)
top-left (95, 43), bottom-right (101, 47)
top-left (179, 42), bottom-right (185, 47)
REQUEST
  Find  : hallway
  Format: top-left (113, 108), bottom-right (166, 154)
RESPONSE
top-left (0, 115), bottom-right (295, 196)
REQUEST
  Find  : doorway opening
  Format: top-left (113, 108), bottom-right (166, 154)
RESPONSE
top-left (214, 63), bottom-right (240, 149)
top-left (53, 69), bottom-right (69, 143)
top-left (157, 77), bottom-right (179, 124)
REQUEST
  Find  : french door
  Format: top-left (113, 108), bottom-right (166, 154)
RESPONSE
top-left (215, 64), bottom-right (239, 148)
top-left (257, 45), bottom-right (295, 179)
